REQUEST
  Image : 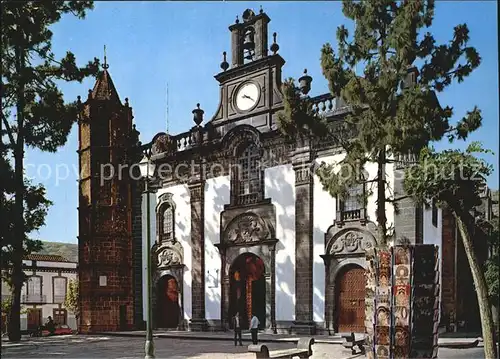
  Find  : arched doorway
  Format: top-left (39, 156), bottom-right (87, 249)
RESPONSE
top-left (229, 253), bottom-right (266, 329)
top-left (335, 264), bottom-right (366, 333)
top-left (156, 275), bottom-right (180, 328)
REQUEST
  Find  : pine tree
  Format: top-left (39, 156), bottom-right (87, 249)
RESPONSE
top-left (404, 143), bottom-right (497, 359)
top-left (277, 0), bottom-right (481, 247)
top-left (1, 1), bottom-right (100, 341)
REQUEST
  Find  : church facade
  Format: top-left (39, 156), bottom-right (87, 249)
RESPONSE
top-left (77, 8), bottom-right (485, 335)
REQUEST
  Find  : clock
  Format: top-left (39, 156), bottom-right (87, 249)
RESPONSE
top-left (235, 82), bottom-right (259, 111)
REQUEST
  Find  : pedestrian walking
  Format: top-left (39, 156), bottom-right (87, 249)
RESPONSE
top-left (250, 313), bottom-right (260, 345)
top-left (232, 311), bottom-right (243, 346)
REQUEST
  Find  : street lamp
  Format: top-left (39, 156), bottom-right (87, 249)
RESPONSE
top-left (139, 153), bottom-right (156, 359)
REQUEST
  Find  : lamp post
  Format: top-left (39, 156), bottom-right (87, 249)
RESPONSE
top-left (139, 153), bottom-right (156, 359)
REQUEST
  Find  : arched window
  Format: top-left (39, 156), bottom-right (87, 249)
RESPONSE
top-left (163, 205), bottom-right (174, 239)
top-left (233, 143), bottom-right (262, 205)
top-left (157, 193), bottom-right (176, 243)
top-left (160, 205), bottom-right (174, 241)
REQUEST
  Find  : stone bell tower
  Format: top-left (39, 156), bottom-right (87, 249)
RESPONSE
top-left (230, 7), bottom-right (270, 66)
top-left (77, 56), bottom-right (140, 332)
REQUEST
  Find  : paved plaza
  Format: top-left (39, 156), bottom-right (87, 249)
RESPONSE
top-left (1, 334), bottom-right (487, 359)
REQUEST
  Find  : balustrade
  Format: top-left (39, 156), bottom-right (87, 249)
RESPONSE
top-left (22, 294), bottom-right (47, 304)
top-left (342, 209), bottom-right (361, 221)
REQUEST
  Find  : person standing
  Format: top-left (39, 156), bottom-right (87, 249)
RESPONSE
top-left (232, 311), bottom-right (243, 346)
top-left (250, 313), bottom-right (260, 345)
top-left (45, 316), bottom-right (56, 336)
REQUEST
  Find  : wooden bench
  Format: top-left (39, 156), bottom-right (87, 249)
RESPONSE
top-left (248, 337), bottom-right (315, 359)
top-left (342, 332), bottom-right (365, 355)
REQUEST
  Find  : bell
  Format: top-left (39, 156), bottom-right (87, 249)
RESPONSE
top-left (243, 29), bottom-right (255, 51)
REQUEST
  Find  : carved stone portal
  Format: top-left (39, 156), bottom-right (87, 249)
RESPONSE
top-left (223, 213), bottom-right (271, 244)
top-left (322, 222), bottom-right (378, 334)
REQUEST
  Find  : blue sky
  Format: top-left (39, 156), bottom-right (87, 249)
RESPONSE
top-left (25, 1), bottom-right (498, 244)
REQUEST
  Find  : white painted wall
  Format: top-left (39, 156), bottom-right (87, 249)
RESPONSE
top-left (313, 155), bottom-right (341, 322)
top-left (265, 164), bottom-right (296, 321)
top-left (204, 176), bottom-right (230, 320)
top-left (423, 204), bottom-right (442, 323)
top-left (315, 153), bottom-right (395, 235)
top-left (153, 184), bottom-right (192, 321)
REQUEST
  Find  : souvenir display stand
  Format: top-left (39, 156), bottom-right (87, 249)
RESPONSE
top-left (365, 245), bottom-right (440, 359)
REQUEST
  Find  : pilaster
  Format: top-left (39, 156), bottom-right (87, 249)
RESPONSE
top-left (188, 176), bottom-right (208, 331)
top-left (394, 154), bottom-right (422, 244)
top-left (290, 140), bottom-right (316, 335)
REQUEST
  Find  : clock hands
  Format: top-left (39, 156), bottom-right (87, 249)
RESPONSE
top-left (242, 94), bottom-right (254, 101)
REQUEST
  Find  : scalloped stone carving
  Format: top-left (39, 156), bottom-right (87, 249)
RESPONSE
top-left (224, 213), bottom-right (270, 244)
top-left (330, 230), bottom-right (376, 255)
top-left (154, 240), bottom-right (183, 268)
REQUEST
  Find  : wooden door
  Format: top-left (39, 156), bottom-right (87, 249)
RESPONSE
top-left (27, 308), bottom-right (42, 330)
top-left (336, 266), bottom-right (366, 333)
top-left (53, 309), bottom-right (67, 325)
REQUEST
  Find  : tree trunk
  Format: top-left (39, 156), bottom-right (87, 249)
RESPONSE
top-left (456, 215), bottom-right (498, 359)
top-left (8, 42), bottom-right (26, 343)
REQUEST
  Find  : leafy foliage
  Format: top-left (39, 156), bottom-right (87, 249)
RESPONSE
top-left (276, 0), bottom-right (481, 245)
top-left (64, 279), bottom-right (79, 320)
top-left (403, 143), bottom-right (497, 358)
top-left (1, 181), bottom-right (51, 283)
top-left (1, 1), bottom-right (100, 153)
top-left (403, 142), bottom-right (492, 212)
top-left (484, 209), bottom-right (499, 301)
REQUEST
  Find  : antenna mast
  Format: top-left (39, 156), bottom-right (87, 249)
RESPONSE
top-left (166, 83), bottom-right (169, 134)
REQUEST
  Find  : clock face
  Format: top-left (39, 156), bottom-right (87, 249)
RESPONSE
top-left (235, 83), bottom-right (259, 111)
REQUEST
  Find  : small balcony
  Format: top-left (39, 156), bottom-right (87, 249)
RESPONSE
top-left (341, 209), bottom-right (362, 221)
top-left (336, 208), bottom-right (367, 227)
top-left (22, 294), bottom-right (47, 304)
top-left (53, 295), bottom-right (66, 304)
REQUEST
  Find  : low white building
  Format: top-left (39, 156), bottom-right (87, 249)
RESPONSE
top-left (1, 254), bottom-right (78, 331)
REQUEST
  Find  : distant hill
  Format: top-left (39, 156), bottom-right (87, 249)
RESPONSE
top-left (38, 241), bottom-right (78, 263)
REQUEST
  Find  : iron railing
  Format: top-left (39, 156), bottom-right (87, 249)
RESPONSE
top-left (22, 294), bottom-right (47, 304)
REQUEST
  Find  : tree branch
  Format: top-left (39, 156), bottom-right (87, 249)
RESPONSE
top-left (1, 113), bottom-right (17, 147)
top-left (386, 195), bottom-right (411, 203)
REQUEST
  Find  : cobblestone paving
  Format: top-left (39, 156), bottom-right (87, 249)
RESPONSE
top-left (0, 335), bottom-right (360, 359)
top-left (1, 335), bottom-right (487, 359)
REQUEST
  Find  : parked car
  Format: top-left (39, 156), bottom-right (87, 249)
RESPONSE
top-left (40, 324), bottom-right (74, 336)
